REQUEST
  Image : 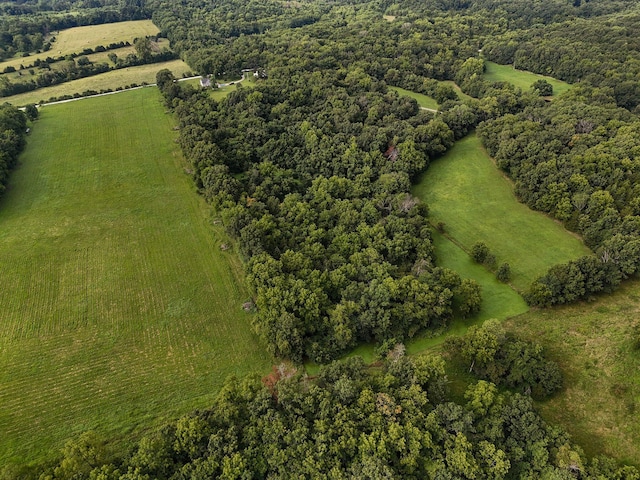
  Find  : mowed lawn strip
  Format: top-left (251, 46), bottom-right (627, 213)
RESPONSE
top-left (4, 59), bottom-right (192, 106)
top-left (483, 60), bottom-right (572, 96)
top-left (0, 20), bottom-right (160, 72)
top-left (412, 133), bottom-right (591, 292)
top-left (503, 281), bottom-right (640, 465)
top-left (0, 88), bottom-right (271, 466)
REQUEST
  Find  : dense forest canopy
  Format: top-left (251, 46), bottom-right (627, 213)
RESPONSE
top-left (5, 0), bottom-right (640, 476)
top-left (151, 0), bottom-right (545, 362)
top-left (158, 65), bottom-right (485, 363)
top-left (149, 0), bottom-right (640, 354)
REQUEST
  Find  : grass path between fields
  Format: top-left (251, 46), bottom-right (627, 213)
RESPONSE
top-left (412, 133), bottom-right (591, 292)
top-left (0, 88), bottom-right (271, 467)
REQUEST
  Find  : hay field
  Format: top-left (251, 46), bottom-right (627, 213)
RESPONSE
top-left (413, 133), bottom-right (591, 291)
top-left (0, 20), bottom-right (159, 72)
top-left (0, 88), bottom-right (271, 466)
top-left (4, 59), bottom-right (191, 106)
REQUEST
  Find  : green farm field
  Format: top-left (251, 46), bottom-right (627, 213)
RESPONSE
top-left (0, 39), bottom-right (171, 84)
top-left (0, 88), bottom-right (271, 466)
top-left (413, 133), bottom-right (591, 291)
top-left (4, 59), bottom-right (191, 106)
top-left (504, 281), bottom-right (640, 465)
top-left (483, 60), bottom-right (572, 96)
top-left (0, 20), bottom-right (160, 72)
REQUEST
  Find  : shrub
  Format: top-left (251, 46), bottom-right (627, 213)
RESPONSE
top-left (532, 79), bottom-right (553, 96)
top-left (471, 241), bottom-right (490, 263)
top-left (497, 262), bottom-right (511, 282)
top-left (484, 252), bottom-right (496, 268)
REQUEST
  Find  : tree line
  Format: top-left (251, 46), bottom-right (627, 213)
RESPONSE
top-left (33, 334), bottom-right (638, 479)
top-left (478, 86), bottom-right (640, 305)
top-left (0, 103), bottom-right (32, 198)
top-left (0, 38), bottom-right (177, 99)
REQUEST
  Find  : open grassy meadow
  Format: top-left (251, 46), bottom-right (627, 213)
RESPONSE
top-left (406, 231), bottom-right (529, 352)
top-left (483, 60), bottom-right (572, 96)
top-left (0, 88), bottom-right (271, 466)
top-left (504, 281), bottom-right (640, 465)
top-left (4, 59), bottom-right (191, 106)
top-left (389, 86), bottom-right (439, 110)
top-left (413, 133), bottom-right (591, 292)
top-left (0, 20), bottom-right (160, 72)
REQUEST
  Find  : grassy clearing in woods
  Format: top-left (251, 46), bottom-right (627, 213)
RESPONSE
top-left (483, 60), bottom-right (572, 96)
top-left (412, 133), bottom-right (591, 292)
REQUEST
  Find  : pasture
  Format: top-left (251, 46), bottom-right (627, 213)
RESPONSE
top-left (483, 60), bottom-right (572, 96)
top-left (412, 133), bottom-right (591, 292)
top-left (0, 20), bottom-right (160, 72)
top-left (504, 280), bottom-right (640, 465)
top-left (406, 230), bottom-right (529, 353)
top-left (0, 88), bottom-right (271, 466)
top-left (3, 59), bottom-right (191, 106)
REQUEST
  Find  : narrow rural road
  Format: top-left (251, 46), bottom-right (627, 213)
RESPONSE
top-left (36, 74), bottom-right (246, 108)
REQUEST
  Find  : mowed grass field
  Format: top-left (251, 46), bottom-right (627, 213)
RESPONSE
top-left (504, 281), bottom-right (640, 465)
top-left (0, 88), bottom-right (271, 466)
top-left (483, 60), bottom-right (572, 96)
top-left (4, 59), bottom-right (192, 106)
top-left (0, 20), bottom-right (160, 72)
top-left (389, 86), bottom-right (439, 110)
top-left (413, 133), bottom-right (591, 292)
top-left (406, 231), bottom-right (529, 353)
